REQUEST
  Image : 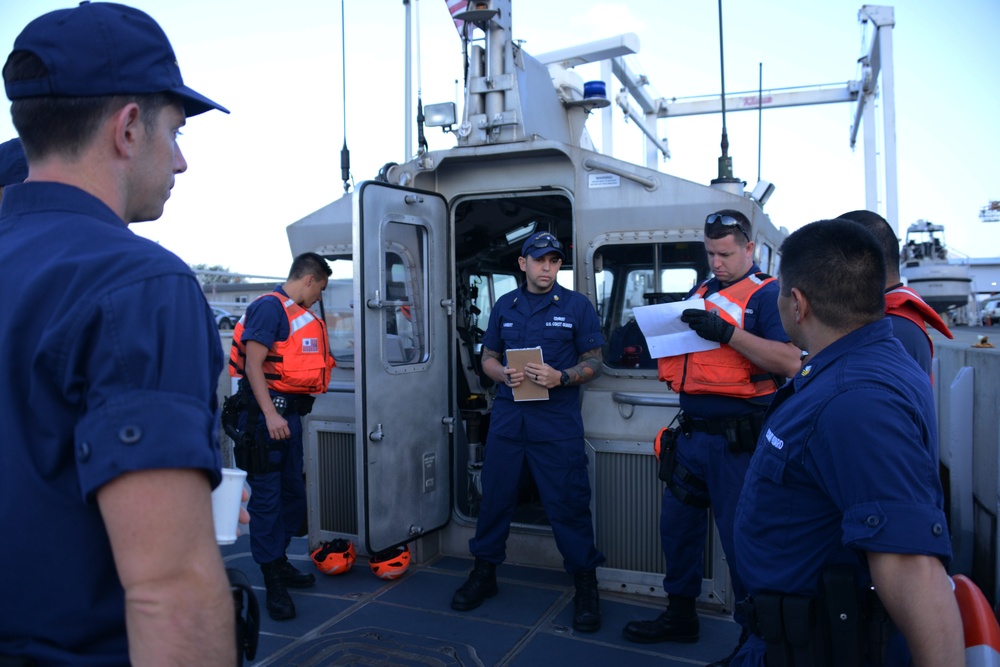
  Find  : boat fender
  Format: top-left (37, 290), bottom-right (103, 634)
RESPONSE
top-left (952, 574), bottom-right (1000, 666)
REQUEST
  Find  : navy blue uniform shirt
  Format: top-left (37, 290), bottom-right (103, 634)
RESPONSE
top-left (482, 281), bottom-right (604, 442)
top-left (734, 318), bottom-right (950, 599)
top-left (0, 183), bottom-right (224, 664)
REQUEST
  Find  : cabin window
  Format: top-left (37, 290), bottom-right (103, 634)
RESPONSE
top-left (382, 221), bottom-right (429, 367)
top-left (758, 243), bottom-right (772, 275)
top-left (316, 257), bottom-right (355, 367)
top-left (595, 241), bottom-right (709, 370)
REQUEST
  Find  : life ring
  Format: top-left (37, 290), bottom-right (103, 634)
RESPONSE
top-left (953, 574), bottom-right (1000, 666)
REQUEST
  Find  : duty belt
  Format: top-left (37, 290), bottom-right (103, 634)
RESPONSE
top-left (678, 411), bottom-right (765, 453)
top-left (736, 568), bottom-right (894, 667)
top-left (679, 411), bottom-right (763, 436)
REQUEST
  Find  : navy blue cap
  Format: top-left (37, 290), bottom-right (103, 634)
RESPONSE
top-left (521, 231), bottom-right (565, 260)
top-left (4, 2), bottom-right (228, 117)
top-left (0, 138), bottom-right (28, 187)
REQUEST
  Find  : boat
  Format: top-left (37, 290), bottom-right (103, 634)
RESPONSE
top-left (899, 219), bottom-right (972, 313)
top-left (217, 3), bottom-right (1000, 664)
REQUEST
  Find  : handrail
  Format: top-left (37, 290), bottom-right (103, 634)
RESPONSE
top-left (612, 391), bottom-right (679, 408)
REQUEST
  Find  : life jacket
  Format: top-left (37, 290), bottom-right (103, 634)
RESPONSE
top-left (885, 285), bottom-right (954, 358)
top-left (229, 292), bottom-right (334, 394)
top-left (658, 272), bottom-right (780, 398)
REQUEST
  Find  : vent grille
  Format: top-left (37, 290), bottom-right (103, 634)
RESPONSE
top-left (317, 430), bottom-right (358, 534)
top-left (595, 450), bottom-right (666, 573)
top-left (594, 449), bottom-right (715, 576)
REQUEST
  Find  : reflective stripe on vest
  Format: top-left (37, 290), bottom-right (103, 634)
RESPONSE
top-left (657, 272), bottom-right (778, 399)
top-left (228, 292), bottom-right (334, 394)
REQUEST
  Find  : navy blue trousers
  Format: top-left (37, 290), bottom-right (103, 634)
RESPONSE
top-left (243, 411), bottom-right (307, 564)
top-left (660, 429), bottom-right (750, 621)
top-left (470, 426), bottom-right (605, 573)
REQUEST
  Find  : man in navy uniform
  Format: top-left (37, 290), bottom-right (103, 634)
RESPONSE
top-left (731, 218), bottom-right (962, 665)
top-left (623, 210), bottom-right (801, 666)
top-left (450, 231), bottom-right (606, 633)
top-left (228, 252), bottom-right (335, 621)
top-left (0, 3), bottom-right (233, 664)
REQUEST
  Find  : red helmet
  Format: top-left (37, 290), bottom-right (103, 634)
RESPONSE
top-left (310, 539), bottom-right (356, 576)
top-left (368, 544), bottom-right (411, 580)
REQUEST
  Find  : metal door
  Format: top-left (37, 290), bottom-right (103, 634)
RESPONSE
top-left (356, 182), bottom-right (451, 554)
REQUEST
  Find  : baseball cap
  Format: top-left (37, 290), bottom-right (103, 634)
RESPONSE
top-left (0, 138), bottom-right (28, 187)
top-left (521, 231), bottom-right (565, 260)
top-left (4, 2), bottom-right (228, 117)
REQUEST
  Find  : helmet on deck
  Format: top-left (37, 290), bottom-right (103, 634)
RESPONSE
top-left (368, 544), bottom-right (411, 580)
top-left (310, 539), bottom-right (356, 575)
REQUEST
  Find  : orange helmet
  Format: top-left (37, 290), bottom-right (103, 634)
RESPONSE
top-left (310, 539), bottom-right (356, 576)
top-left (368, 544), bottom-right (411, 580)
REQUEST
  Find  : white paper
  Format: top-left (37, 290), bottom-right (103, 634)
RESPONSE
top-left (632, 299), bottom-right (720, 359)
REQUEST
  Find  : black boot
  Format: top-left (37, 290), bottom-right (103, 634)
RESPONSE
top-left (451, 558), bottom-right (498, 611)
top-left (705, 627), bottom-right (749, 666)
top-left (572, 569), bottom-right (601, 633)
top-left (622, 595), bottom-right (699, 643)
top-left (275, 556), bottom-right (316, 589)
top-left (261, 560), bottom-right (296, 620)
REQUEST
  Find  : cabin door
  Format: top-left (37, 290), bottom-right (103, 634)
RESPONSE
top-left (356, 182), bottom-right (451, 554)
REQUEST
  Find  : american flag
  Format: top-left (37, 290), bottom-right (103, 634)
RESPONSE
top-left (302, 338), bottom-right (318, 353)
top-left (445, 0), bottom-right (467, 37)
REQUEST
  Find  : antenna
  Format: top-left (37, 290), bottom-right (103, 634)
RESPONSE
top-left (711, 0), bottom-right (740, 187)
top-left (340, 0), bottom-right (351, 192)
top-left (415, 0), bottom-right (428, 154)
top-left (757, 62), bottom-right (762, 183)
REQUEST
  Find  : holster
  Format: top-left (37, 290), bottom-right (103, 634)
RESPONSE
top-left (864, 586), bottom-right (894, 666)
top-left (724, 412), bottom-right (764, 453)
top-left (755, 593), bottom-right (792, 667)
top-left (221, 391), bottom-right (246, 443)
top-left (231, 392), bottom-right (287, 476)
top-left (227, 568), bottom-right (259, 665)
top-left (822, 567), bottom-right (863, 667)
top-left (655, 426), bottom-right (679, 483)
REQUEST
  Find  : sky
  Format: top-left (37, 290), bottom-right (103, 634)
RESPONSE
top-left (1, 0), bottom-right (998, 278)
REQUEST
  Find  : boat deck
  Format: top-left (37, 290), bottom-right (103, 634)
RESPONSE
top-left (223, 536), bottom-right (741, 666)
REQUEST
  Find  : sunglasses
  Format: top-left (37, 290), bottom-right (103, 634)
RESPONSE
top-left (527, 234), bottom-right (563, 251)
top-left (705, 213), bottom-right (750, 241)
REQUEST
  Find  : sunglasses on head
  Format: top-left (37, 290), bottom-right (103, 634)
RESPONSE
top-left (705, 213), bottom-right (750, 241)
top-left (528, 234), bottom-right (563, 251)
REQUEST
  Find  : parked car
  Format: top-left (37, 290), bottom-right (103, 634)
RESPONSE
top-left (982, 298), bottom-right (1000, 326)
top-left (212, 307), bottom-right (236, 330)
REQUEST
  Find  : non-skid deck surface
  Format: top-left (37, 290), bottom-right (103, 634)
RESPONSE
top-left (223, 536), bottom-right (741, 666)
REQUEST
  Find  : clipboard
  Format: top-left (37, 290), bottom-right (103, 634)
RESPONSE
top-left (505, 347), bottom-right (549, 402)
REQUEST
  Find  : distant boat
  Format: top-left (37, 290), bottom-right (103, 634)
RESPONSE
top-left (900, 219), bottom-right (972, 313)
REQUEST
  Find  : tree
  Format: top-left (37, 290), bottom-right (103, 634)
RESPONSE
top-left (190, 264), bottom-right (239, 285)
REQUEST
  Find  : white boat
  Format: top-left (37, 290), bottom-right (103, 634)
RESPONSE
top-left (899, 219), bottom-right (972, 313)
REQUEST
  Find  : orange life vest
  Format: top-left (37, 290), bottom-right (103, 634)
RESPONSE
top-left (658, 272), bottom-right (780, 398)
top-left (884, 285), bottom-right (954, 358)
top-left (229, 292), bottom-right (334, 394)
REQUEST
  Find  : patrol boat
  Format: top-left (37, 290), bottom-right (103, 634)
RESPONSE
top-left (899, 219), bottom-right (972, 313)
top-left (220, 2), bottom-right (1000, 664)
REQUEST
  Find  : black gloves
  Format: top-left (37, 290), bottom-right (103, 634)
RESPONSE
top-left (681, 308), bottom-right (735, 344)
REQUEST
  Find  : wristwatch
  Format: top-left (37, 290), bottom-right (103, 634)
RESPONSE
top-left (560, 371), bottom-right (570, 386)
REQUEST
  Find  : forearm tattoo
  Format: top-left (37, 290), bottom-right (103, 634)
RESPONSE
top-left (565, 347), bottom-right (603, 386)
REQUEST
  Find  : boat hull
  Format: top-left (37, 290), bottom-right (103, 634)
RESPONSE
top-left (900, 261), bottom-right (971, 313)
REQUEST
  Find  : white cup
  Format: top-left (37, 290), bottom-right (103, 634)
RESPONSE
top-left (211, 467), bottom-right (248, 545)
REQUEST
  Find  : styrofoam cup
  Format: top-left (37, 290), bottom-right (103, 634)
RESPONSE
top-left (211, 467), bottom-right (247, 545)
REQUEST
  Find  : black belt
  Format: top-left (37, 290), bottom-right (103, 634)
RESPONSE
top-left (679, 411), bottom-right (765, 436)
top-left (270, 393), bottom-right (314, 415)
